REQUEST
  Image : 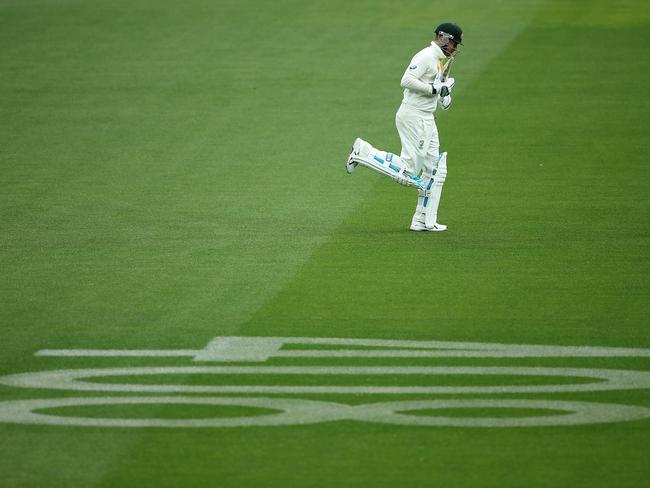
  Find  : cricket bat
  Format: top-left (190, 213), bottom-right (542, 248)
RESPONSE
top-left (440, 56), bottom-right (455, 82)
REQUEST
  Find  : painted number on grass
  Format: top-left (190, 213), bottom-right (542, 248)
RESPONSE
top-left (0, 337), bottom-right (649, 428)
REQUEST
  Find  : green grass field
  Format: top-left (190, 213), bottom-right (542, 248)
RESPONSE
top-left (1, 0), bottom-right (649, 486)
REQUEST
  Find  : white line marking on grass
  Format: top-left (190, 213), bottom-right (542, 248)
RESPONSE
top-left (0, 396), bottom-right (354, 427)
top-left (0, 397), bottom-right (647, 428)
top-left (36, 349), bottom-right (198, 357)
top-left (3, 366), bottom-right (650, 394)
top-left (14, 337), bottom-right (650, 428)
top-left (35, 336), bottom-right (650, 361)
top-left (351, 399), bottom-right (650, 427)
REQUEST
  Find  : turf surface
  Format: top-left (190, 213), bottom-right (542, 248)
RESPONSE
top-left (1, 0), bottom-right (649, 486)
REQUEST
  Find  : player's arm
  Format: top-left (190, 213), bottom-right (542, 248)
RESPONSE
top-left (401, 71), bottom-right (434, 95)
top-left (400, 53), bottom-right (436, 95)
top-left (401, 63), bottom-right (454, 97)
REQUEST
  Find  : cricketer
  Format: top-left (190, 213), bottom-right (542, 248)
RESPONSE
top-left (346, 22), bottom-right (463, 232)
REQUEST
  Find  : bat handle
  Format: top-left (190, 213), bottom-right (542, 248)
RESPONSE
top-left (440, 57), bottom-right (454, 82)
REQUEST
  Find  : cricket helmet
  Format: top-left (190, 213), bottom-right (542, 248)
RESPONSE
top-left (434, 22), bottom-right (463, 55)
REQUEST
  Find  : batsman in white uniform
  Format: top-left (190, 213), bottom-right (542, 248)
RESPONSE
top-left (346, 22), bottom-right (463, 232)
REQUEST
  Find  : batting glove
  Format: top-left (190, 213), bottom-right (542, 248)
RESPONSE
top-left (432, 77), bottom-right (455, 97)
top-left (439, 94), bottom-right (452, 110)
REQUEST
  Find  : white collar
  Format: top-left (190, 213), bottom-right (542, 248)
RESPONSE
top-left (430, 41), bottom-right (446, 60)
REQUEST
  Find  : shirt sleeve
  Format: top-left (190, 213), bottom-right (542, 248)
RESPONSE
top-left (400, 54), bottom-right (433, 95)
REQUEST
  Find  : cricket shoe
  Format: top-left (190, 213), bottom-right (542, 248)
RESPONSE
top-left (346, 152), bottom-right (358, 174)
top-left (346, 138), bottom-right (371, 174)
top-left (410, 219), bottom-right (447, 232)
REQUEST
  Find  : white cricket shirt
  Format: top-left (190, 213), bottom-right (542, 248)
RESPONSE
top-left (400, 41), bottom-right (446, 113)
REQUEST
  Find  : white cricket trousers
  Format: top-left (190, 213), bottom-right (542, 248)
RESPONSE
top-left (395, 103), bottom-right (439, 178)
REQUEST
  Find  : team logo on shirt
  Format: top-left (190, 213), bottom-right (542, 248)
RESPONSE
top-left (409, 65), bottom-right (417, 70)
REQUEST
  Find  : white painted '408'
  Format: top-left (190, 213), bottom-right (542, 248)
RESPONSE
top-left (1, 336), bottom-right (649, 428)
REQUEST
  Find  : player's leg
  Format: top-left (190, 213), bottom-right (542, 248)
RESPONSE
top-left (394, 108), bottom-right (436, 224)
top-left (410, 186), bottom-right (428, 231)
top-left (346, 138), bottom-right (424, 190)
top-left (395, 107), bottom-right (424, 177)
top-left (422, 150), bottom-right (448, 231)
top-left (409, 141), bottom-right (437, 231)
top-left (397, 115), bottom-right (443, 231)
